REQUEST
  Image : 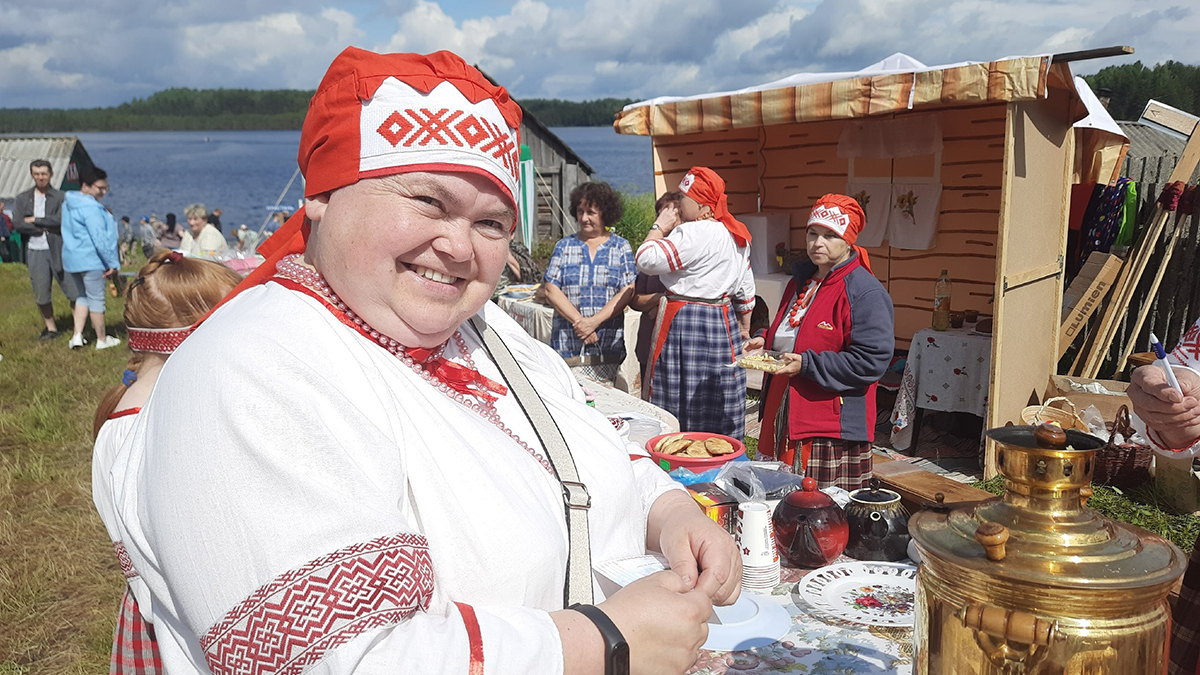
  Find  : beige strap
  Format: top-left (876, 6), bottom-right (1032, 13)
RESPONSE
top-left (469, 316), bottom-right (594, 607)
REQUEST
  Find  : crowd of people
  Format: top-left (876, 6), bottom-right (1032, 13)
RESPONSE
top-left (8, 43), bottom-right (1194, 675)
top-left (2, 157), bottom-right (273, 348)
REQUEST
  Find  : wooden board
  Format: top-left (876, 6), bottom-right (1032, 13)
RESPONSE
top-left (873, 454), bottom-right (995, 514)
top-left (986, 98), bottom-right (1074, 478)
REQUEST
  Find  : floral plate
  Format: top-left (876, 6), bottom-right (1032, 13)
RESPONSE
top-left (796, 561), bottom-right (918, 627)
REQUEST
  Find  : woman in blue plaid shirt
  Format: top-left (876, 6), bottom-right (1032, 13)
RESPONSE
top-left (543, 182), bottom-right (637, 384)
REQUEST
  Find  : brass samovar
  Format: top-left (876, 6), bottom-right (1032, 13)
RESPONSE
top-left (909, 424), bottom-right (1187, 674)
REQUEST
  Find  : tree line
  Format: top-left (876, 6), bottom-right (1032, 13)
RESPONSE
top-left (1084, 61), bottom-right (1200, 121)
top-left (0, 88), bottom-right (635, 133)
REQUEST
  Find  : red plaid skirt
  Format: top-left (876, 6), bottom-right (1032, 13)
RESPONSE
top-left (111, 587), bottom-right (162, 675)
top-left (800, 437), bottom-right (873, 491)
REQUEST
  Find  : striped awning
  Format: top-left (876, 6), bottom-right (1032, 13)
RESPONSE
top-left (614, 55), bottom-right (1053, 137)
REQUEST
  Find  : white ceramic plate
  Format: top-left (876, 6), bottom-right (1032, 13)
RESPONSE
top-left (703, 593), bottom-right (793, 652)
top-left (796, 561), bottom-right (918, 627)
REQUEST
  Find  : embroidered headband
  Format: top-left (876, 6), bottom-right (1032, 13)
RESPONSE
top-left (807, 193), bottom-right (872, 273)
top-left (300, 47), bottom-right (523, 211)
top-left (127, 326), bottom-right (194, 354)
top-left (679, 167), bottom-right (752, 247)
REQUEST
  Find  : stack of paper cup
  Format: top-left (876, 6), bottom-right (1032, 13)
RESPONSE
top-left (736, 501), bottom-right (781, 593)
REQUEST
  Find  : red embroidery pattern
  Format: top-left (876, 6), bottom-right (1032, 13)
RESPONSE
top-left (1173, 322), bottom-right (1200, 365)
top-left (201, 533), bottom-right (434, 675)
top-left (376, 108), bottom-right (519, 181)
top-left (128, 326), bottom-right (193, 354)
top-left (114, 540), bottom-right (139, 579)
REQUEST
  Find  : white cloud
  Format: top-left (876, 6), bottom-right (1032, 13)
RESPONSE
top-left (0, 0), bottom-right (1196, 108)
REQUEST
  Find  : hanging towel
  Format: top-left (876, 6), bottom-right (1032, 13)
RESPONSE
top-left (1114, 180), bottom-right (1137, 248)
top-left (845, 182), bottom-right (893, 247)
top-left (887, 183), bottom-right (942, 250)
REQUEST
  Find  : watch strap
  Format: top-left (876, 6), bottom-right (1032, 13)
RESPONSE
top-left (569, 604), bottom-right (630, 675)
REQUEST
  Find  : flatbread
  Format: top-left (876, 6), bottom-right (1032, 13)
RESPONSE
top-left (705, 437), bottom-right (735, 455)
top-left (685, 442), bottom-right (711, 457)
top-left (655, 434), bottom-right (686, 453)
top-left (664, 438), bottom-right (694, 455)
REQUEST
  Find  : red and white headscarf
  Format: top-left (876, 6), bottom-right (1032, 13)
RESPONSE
top-left (202, 47), bottom-right (524, 322)
top-left (807, 193), bottom-right (871, 273)
top-left (679, 167), bottom-right (752, 247)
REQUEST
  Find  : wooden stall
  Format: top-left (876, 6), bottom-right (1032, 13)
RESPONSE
top-left (616, 54), bottom-right (1124, 477)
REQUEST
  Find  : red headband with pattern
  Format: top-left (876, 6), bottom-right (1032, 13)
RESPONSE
top-left (127, 326), bottom-right (193, 354)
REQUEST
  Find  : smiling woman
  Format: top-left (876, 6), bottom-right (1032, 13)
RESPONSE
top-left (105, 46), bottom-right (739, 675)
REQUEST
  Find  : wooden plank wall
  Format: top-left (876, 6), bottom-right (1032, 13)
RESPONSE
top-left (652, 128), bottom-right (760, 215)
top-left (890, 104), bottom-right (1007, 347)
top-left (649, 104), bottom-right (1009, 351)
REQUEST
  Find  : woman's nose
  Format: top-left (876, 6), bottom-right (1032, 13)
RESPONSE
top-left (431, 220), bottom-right (474, 261)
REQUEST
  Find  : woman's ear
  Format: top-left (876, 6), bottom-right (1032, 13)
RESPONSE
top-left (304, 195), bottom-right (330, 222)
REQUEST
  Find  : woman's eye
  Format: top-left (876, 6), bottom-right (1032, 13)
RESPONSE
top-left (477, 219), bottom-right (506, 231)
top-left (414, 195), bottom-right (442, 209)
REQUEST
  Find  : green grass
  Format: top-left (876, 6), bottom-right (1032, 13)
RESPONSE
top-left (973, 475), bottom-right (1200, 552)
top-left (0, 263), bottom-right (130, 674)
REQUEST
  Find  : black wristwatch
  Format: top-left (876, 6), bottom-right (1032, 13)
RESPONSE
top-left (569, 603), bottom-right (630, 675)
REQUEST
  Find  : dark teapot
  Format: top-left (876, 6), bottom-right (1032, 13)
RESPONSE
top-left (844, 477), bottom-right (910, 562)
top-left (771, 477), bottom-right (848, 568)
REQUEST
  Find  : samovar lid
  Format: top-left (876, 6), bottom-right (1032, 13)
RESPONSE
top-left (909, 424), bottom-right (1186, 594)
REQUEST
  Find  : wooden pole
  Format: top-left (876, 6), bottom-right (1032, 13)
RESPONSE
top-left (1078, 130), bottom-right (1200, 377)
top-left (1117, 212), bottom-right (1185, 370)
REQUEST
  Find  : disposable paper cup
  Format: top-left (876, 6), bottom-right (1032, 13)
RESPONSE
top-left (736, 502), bottom-right (778, 566)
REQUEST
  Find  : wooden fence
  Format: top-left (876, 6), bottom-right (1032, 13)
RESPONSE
top-left (1062, 178), bottom-right (1200, 379)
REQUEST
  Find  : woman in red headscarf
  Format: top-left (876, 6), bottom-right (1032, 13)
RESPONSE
top-left (636, 167), bottom-right (757, 440)
top-left (745, 194), bottom-right (894, 490)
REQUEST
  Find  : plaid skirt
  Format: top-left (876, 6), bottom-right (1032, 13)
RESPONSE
top-left (647, 299), bottom-right (745, 439)
top-left (111, 586), bottom-right (162, 675)
top-left (800, 437), bottom-right (873, 491)
top-left (1171, 536), bottom-right (1200, 675)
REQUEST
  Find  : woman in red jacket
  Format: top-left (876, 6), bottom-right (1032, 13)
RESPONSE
top-left (746, 194), bottom-right (894, 490)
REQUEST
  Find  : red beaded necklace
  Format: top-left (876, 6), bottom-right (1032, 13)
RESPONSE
top-left (787, 280), bottom-right (821, 327)
top-left (273, 254), bottom-right (555, 476)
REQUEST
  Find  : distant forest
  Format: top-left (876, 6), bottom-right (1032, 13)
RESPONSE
top-left (0, 88), bottom-right (634, 133)
top-left (4, 60), bottom-right (1197, 134)
top-left (1084, 61), bottom-right (1200, 120)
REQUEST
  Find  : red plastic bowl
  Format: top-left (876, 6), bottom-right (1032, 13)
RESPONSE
top-left (646, 432), bottom-right (747, 472)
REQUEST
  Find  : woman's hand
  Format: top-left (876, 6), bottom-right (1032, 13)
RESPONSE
top-left (574, 315), bottom-right (603, 340)
top-left (648, 491), bottom-right (741, 606)
top-left (1129, 365), bottom-right (1200, 448)
top-left (743, 337), bottom-right (765, 352)
top-left (774, 353), bottom-right (803, 377)
top-left (598, 571), bottom-right (712, 675)
top-left (654, 204), bottom-right (683, 233)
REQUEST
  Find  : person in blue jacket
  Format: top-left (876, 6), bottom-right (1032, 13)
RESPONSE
top-left (62, 167), bottom-right (121, 350)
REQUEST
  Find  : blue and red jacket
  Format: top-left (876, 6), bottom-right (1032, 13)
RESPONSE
top-left (764, 252), bottom-right (894, 442)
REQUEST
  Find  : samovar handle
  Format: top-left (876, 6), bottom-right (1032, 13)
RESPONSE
top-left (957, 603), bottom-right (1063, 671)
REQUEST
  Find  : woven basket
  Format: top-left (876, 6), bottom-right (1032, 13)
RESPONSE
top-left (1092, 405), bottom-right (1153, 488)
top-left (1020, 397), bottom-right (1090, 432)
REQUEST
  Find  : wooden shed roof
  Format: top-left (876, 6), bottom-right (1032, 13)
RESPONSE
top-left (0, 136), bottom-right (87, 199)
top-left (614, 53), bottom-right (1085, 137)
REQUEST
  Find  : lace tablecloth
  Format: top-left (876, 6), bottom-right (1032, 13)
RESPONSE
top-left (688, 564), bottom-right (913, 674)
top-left (890, 326), bottom-right (992, 449)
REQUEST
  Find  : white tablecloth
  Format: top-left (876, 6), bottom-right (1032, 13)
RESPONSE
top-left (890, 326), bottom-right (992, 448)
top-left (494, 295), bottom-right (554, 344)
top-left (495, 293), bottom-right (642, 394)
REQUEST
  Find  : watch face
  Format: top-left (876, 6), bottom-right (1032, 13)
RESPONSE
top-left (611, 642), bottom-right (630, 675)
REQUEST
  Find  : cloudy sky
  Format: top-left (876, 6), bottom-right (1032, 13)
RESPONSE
top-left (2, 0), bottom-right (1196, 109)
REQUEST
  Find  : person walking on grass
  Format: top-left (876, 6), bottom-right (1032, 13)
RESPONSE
top-left (13, 159), bottom-right (79, 340)
top-left (62, 166), bottom-right (121, 350)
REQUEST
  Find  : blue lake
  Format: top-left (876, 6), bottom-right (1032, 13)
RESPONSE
top-left (54, 127), bottom-right (652, 235)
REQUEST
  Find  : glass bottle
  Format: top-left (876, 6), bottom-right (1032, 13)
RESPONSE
top-left (933, 270), bottom-right (952, 331)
